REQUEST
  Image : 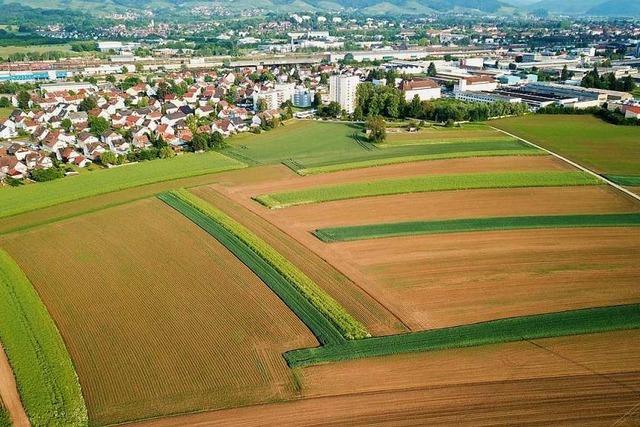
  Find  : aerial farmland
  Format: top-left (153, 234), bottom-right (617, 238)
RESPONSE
top-left (0, 119), bottom-right (639, 427)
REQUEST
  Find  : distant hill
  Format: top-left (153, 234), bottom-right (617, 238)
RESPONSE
top-left (526, 0), bottom-right (640, 16)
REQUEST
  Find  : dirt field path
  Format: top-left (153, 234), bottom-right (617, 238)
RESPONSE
top-left (0, 343), bottom-right (29, 426)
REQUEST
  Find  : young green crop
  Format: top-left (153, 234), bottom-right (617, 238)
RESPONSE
top-left (605, 175), bottom-right (640, 186)
top-left (285, 304), bottom-right (640, 367)
top-left (315, 213), bottom-right (640, 242)
top-left (0, 249), bottom-right (88, 426)
top-left (159, 190), bottom-right (369, 342)
top-left (255, 171), bottom-right (601, 209)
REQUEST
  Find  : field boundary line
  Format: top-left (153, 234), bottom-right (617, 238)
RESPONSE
top-left (490, 126), bottom-right (640, 203)
top-left (0, 343), bottom-right (30, 427)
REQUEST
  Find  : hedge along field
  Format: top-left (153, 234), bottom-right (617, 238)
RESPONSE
top-left (290, 139), bottom-right (543, 175)
top-left (314, 213), bottom-right (640, 242)
top-left (255, 171), bottom-right (602, 209)
top-left (1, 198), bottom-right (317, 425)
top-left (159, 189), bottom-right (369, 342)
top-left (0, 151), bottom-right (245, 220)
top-left (0, 249), bottom-right (88, 426)
top-left (285, 304), bottom-right (640, 367)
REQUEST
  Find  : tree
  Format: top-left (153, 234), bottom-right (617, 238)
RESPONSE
top-left (256, 98), bottom-right (268, 113)
top-left (561, 65), bottom-right (570, 81)
top-left (0, 97), bottom-right (10, 108)
top-left (31, 167), bottom-right (64, 182)
top-left (78, 96), bottom-right (97, 112)
top-left (407, 94), bottom-right (422, 118)
top-left (366, 116), bottom-right (386, 143)
top-left (190, 133), bottom-right (208, 152)
top-left (88, 116), bottom-right (109, 136)
top-left (61, 118), bottom-right (72, 133)
top-left (313, 92), bottom-right (322, 108)
top-left (158, 146), bottom-right (175, 159)
top-left (17, 91), bottom-right (30, 110)
top-left (99, 150), bottom-right (117, 165)
top-left (427, 62), bottom-right (437, 77)
top-left (209, 131), bottom-right (225, 149)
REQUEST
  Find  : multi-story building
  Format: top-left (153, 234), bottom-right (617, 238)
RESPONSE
top-left (400, 78), bottom-right (441, 102)
top-left (293, 88), bottom-right (314, 108)
top-left (252, 90), bottom-right (282, 111)
top-left (329, 75), bottom-right (360, 114)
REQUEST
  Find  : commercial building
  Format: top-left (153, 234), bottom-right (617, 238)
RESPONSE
top-left (329, 75), bottom-right (360, 114)
top-left (399, 78), bottom-right (441, 101)
top-left (40, 81), bottom-right (97, 93)
top-left (454, 91), bottom-right (522, 104)
top-left (454, 76), bottom-right (498, 92)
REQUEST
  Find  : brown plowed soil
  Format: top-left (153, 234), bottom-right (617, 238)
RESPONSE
top-left (127, 331), bottom-right (640, 427)
top-left (327, 228), bottom-right (640, 330)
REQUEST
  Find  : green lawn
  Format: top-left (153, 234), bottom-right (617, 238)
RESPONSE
top-left (285, 303), bottom-right (640, 367)
top-left (0, 249), bottom-right (87, 426)
top-left (492, 115), bottom-right (640, 176)
top-left (0, 107), bottom-right (14, 121)
top-left (314, 213), bottom-right (640, 242)
top-left (0, 152), bottom-right (245, 219)
top-left (255, 171), bottom-right (601, 209)
top-left (159, 190), bottom-right (368, 343)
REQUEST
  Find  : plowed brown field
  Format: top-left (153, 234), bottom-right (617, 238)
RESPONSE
top-left (126, 331), bottom-right (640, 427)
top-left (327, 228), bottom-right (640, 329)
top-left (0, 198), bottom-right (316, 426)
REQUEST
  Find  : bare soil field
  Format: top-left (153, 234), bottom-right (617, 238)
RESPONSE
top-left (127, 331), bottom-right (640, 427)
top-left (190, 187), bottom-right (407, 336)
top-left (229, 155), bottom-right (568, 199)
top-left (0, 165), bottom-right (287, 236)
top-left (268, 185), bottom-right (640, 230)
top-left (327, 228), bottom-right (640, 330)
top-left (0, 198), bottom-right (316, 426)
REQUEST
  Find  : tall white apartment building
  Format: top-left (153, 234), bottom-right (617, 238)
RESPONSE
top-left (329, 75), bottom-right (360, 114)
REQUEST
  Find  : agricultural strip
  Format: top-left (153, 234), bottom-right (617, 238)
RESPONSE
top-left (284, 304), bottom-right (640, 367)
top-left (0, 165), bottom-right (288, 236)
top-left (0, 151), bottom-right (245, 220)
top-left (128, 330), bottom-right (640, 427)
top-left (314, 213), bottom-right (640, 242)
top-left (0, 405), bottom-right (8, 427)
top-left (0, 343), bottom-right (29, 427)
top-left (189, 185), bottom-right (406, 336)
top-left (158, 189), bottom-right (369, 341)
top-left (0, 249), bottom-right (87, 426)
top-left (1, 198), bottom-right (316, 425)
top-left (492, 115), bottom-right (640, 176)
top-left (255, 171), bottom-right (601, 208)
top-left (329, 228), bottom-right (640, 330)
top-left (291, 140), bottom-right (543, 175)
top-left (605, 175), bottom-right (640, 186)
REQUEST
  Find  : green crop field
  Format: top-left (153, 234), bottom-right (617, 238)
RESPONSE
top-left (285, 304), bottom-right (640, 367)
top-left (0, 151), bottom-right (245, 220)
top-left (383, 125), bottom-right (508, 146)
top-left (0, 249), bottom-right (87, 426)
top-left (159, 189), bottom-right (369, 342)
top-left (314, 213), bottom-right (640, 242)
top-left (605, 175), bottom-right (640, 186)
top-left (0, 401), bottom-right (10, 427)
top-left (290, 140), bottom-right (543, 175)
top-left (492, 115), bottom-right (640, 176)
top-left (255, 171), bottom-right (601, 209)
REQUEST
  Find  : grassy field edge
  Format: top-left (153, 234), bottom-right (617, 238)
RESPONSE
top-left (604, 175), bottom-right (640, 186)
top-left (314, 213), bottom-right (640, 242)
top-left (284, 304), bottom-right (640, 367)
top-left (0, 249), bottom-right (88, 426)
top-left (158, 190), bottom-right (369, 342)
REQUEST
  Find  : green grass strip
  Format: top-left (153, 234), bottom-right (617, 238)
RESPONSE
top-left (315, 213), bottom-right (640, 242)
top-left (158, 190), bottom-right (369, 343)
top-left (255, 171), bottom-right (601, 209)
top-left (0, 249), bottom-right (88, 426)
top-left (298, 149), bottom-right (543, 175)
top-left (0, 404), bottom-right (10, 427)
top-left (604, 175), bottom-right (640, 186)
top-left (285, 304), bottom-right (640, 367)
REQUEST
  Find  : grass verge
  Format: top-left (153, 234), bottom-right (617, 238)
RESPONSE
top-left (158, 190), bottom-right (369, 343)
top-left (285, 304), bottom-right (640, 367)
top-left (255, 171), bottom-right (601, 209)
top-left (0, 151), bottom-right (245, 220)
top-left (604, 175), bottom-right (640, 186)
top-left (314, 213), bottom-right (640, 242)
top-left (0, 249), bottom-right (87, 426)
top-left (0, 403), bottom-right (10, 427)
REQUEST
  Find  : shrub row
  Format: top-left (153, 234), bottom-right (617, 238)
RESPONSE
top-left (255, 171), bottom-right (601, 209)
top-left (158, 190), bottom-right (369, 342)
top-left (0, 249), bottom-right (88, 426)
top-left (285, 304), bottom-right (640, 367)
top-left (314, 213), bottom-right (640, 242)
